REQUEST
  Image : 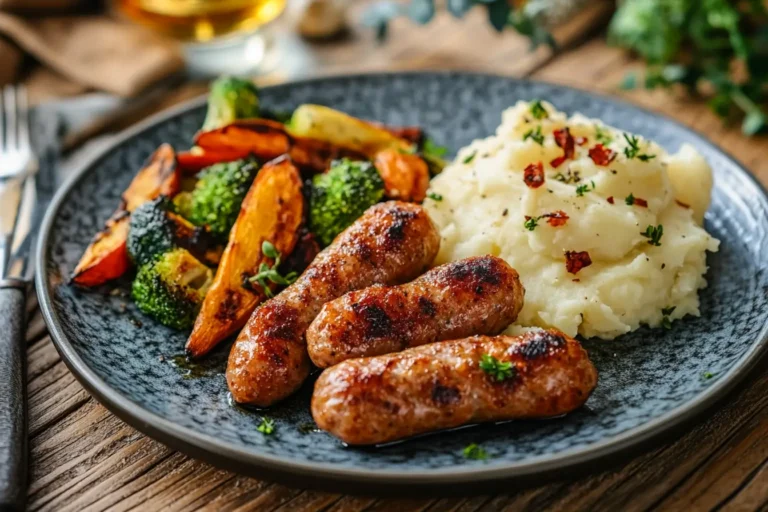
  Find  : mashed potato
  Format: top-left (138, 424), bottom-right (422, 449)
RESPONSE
top-left (425, 101), bottom-right (720, 340)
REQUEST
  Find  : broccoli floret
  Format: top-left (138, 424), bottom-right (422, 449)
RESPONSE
top-left (202, 76), bottom-right (260, 131)
top-left (127, 196), bottom-right (215, 266)
top-left (131, 248), bottom-right (213, 330)
top-left (309, 159), bottom-right (385, 246)
top-left (187, 159), bottom-right (259, 240)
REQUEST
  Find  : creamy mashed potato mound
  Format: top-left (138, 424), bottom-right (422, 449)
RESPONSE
top-left (425, 101), bottom-right (720, 340)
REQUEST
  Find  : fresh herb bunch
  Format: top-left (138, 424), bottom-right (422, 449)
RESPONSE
top-left (609, 0), bottom-right (768, 135)
top-left (363, 0), bottom-right (555, 49)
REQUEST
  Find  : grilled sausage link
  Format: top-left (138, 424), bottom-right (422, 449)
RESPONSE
top-left (306, 256), bottom-right (525, 368)
top-left (226, 201), bottom-right (441, 406)
top-left (312, 330), bottom-right (597, 445)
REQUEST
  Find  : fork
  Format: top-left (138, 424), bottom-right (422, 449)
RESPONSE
top-left (0, 85), bottom-right (38, 511)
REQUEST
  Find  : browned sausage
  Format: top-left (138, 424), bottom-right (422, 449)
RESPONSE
top-left (306, 256), bottom-right (525, 368)
top-left (226, 201), bottom-right (441, 406)
top-left (311, 330), bottom-right (597, 445)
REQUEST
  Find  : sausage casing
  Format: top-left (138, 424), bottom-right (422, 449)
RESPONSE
top-left (226, 201), bottom-right (441, 406)
top-left (311, 330), bottom-right (597, 445)
top-left (306, 256), bottom-right (525, 368)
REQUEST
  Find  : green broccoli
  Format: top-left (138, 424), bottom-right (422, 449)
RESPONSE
top-left (202, 76), bottom-right (260, 131)
top-left (131, 248), bottom-right (213, 330)
top-left (309, 159), bottom-right (385, 247)
top-left (127, 196), bottom-right (215, 267)
top-left (186, 159), bottom-right (259, 240)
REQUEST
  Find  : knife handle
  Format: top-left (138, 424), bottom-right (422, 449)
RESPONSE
top-left (0, 282), bottom-right (27, 511)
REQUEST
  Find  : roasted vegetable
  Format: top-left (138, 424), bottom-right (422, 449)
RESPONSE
top-left (309, 158), bottom-right (385, 246)
top-left (202, 76), bottom-right (260, 131)
top-left (177, 148), bottom-right (246, 174)
top-left (72, 144), bottom-right (180, 286)
top-left (186, 157), bottom-right (304, 358)
top-left (186, 159), bottom-right (259, 240)
top-left (127, 196), bottom-right (217, 267)
top-left (194, 119), bottom-right (365, 173)
top-left (373, 149), bottom-right (430, 202)
top-left (132, 248), bottom-right (213, 330)
top-left (287, 104), bottom-right (412, 156)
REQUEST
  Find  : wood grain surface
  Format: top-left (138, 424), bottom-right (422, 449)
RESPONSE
top-left (25, 9), bottom-right (768, 512)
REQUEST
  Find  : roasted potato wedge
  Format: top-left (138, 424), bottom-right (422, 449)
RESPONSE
top-left (374, 149), bottom-right (430, 202)
top-left (177, 147), bottom-right (248, 174)
top-left (71, 144), bottom-right (181, 286)
top-left (287, 105), bottom-right (412, 156)
top-left (186, 156), bottom-right (304, 358)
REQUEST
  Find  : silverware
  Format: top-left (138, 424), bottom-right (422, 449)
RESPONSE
top-left (0, 85), bottom-right (40, 511)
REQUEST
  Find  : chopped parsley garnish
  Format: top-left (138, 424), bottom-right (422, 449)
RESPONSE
top-left (554, 169), bottom-right (581, 184)
top-left (523, 126), bottom-right (545, 145)
top-left (426, 192), bottom-right (443, 202)
top-left (530, 100), bottom-right (548, 120)
top-left (463, 151), bottom-right (477, 164)
top-left (463, 443), bottom-right (488, 460)
top-left (625, 193), bottom-right (635, 206)
top-left (661, 316), bottom-right (672, 329)
top-left (422, 138), bottom-right (448, 159)
top-left (479, 354), bottom-right (516, 381)
top-left (661, 306), bottom-right (676, 316)
top-left (623, 133), bottom-right (655, 161)
top-left (575, 181), bottom-right (596, 197)
top-left (595, 125), bottom-right (613, 145)
top-left (524, 216), bottom-right (540, 231)
top-left (703, 372), bottom-right (714, 380)
top-left (641, 224), bottom-right (664, 246)
top-left (257, 417), bottom-right (275, 435)
top-left (248, 241), bottom-right (299, 298)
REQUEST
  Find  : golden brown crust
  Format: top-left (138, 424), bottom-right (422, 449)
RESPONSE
top-left (226, 201), bottom-right (441, 406)
top-left (311, 330), bottom-right (598, 445)
top-left (306, 256), bottom-right (525, 368)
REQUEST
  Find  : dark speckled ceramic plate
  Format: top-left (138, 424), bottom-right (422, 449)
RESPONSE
top-left (37, 72), bottom-right (768, 494)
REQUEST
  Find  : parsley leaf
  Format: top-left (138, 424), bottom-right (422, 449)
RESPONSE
top-left (422, 138), bottom-right (448, 159)
top-left (661, 306), bottom-right (676, 316)
top-left (595, 125), bottom-right (613, 145)
top-left (524, 216), bottom-right (540, 231)
top-left (427, 192), bottom-right (443, 202)
top-left (257, 417), bottom-right (275, 435)
top-left (641, 224), bottom-right (664, 246)
top-left (463, 443), bottom-right (488, 460)
top-left (625, 193), bottom-right (635, 205)
top-left (575, 180), bottom-right (596, 197)
top-left (623, 133), bottom-right (655, 161)
top-left (523, 126), bottom-right (545, 145)
top-left (703, 371), bottom-right (714, 380)
top-left (248, 241), bottom-right (299, 298)
top-left (529, 100), bottom-right (549, 120)
top-left (463, 151), bottom-right (477, 164)
top-left (479, 354), bottom-right (516, 381)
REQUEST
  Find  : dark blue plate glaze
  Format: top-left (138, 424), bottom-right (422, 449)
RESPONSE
top-left (36, 72), bottom-right (768, 494)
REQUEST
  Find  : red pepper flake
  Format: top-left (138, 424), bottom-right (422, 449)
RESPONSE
top-left (565, 251), bottom-right (592, 275)
top-left (588, 144), bottom-right (616, 166)
top-left (607, 196), bottom-right (615, 204)
top-left (572, 278), bottom-right (580, 282)
top-left (550, 127), bottom-right (575, 168)
top-left (575, 136), bottom-right (588, 146)
top-left (676, 200), bottom-right (690, 209)
top-left (523, 162), bottom-right (545, 189)
top-left (542, 210), bottom-right (569, 227)
top-left (634, 197), bottom-right (648, 208)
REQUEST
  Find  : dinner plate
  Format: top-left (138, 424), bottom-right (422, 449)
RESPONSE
top-left (37, 72), bottom-right (768, 494)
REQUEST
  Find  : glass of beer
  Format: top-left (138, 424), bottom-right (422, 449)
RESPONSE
top-left (114, 0), bottom-right (288, 75)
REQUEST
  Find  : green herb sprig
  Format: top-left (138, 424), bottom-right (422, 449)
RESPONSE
top-left (523, 126), bottom-right (545, 145)
top-left (575, 181), bottom-right (596, 197)
top-left (623, 133), bottom-right (656, 161)
top-left (595, 125), bottom-right (613, 145)
top-left (248, 241), bottom-right (298, 298)
top-left (661, 306), bottom-right (676, 329)
top-left (524, 216), bottom-right (540, 231)
top-left (463, 151), bottom-right (477, 164)
top-left (529, 100), bottom-right (549, 120)
top-left (463, 443), bottom-right (489, 460)
top-left (427, 192), bottom-right (443, 202)
top-left (641, 224), bottom-right (664, 246)
top-left (479, 354), bottom-right (516, 382)
top-left (257, 417), bottom-right (275, 435)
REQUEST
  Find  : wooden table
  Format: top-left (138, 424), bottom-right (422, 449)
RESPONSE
top-left (25, 7), bottom-right (768, 511)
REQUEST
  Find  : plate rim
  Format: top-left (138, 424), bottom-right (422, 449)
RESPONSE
top-left (35, 70), bottom-right (768, 489)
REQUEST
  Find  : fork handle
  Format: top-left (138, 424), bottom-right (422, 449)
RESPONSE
top-left (0, 282), bottom-right (27, 511)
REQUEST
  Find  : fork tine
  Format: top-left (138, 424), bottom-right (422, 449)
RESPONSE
top-left (16, 86), bottom-right (29, 152)
top-left (4, 86), bottom-right (16, 151)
